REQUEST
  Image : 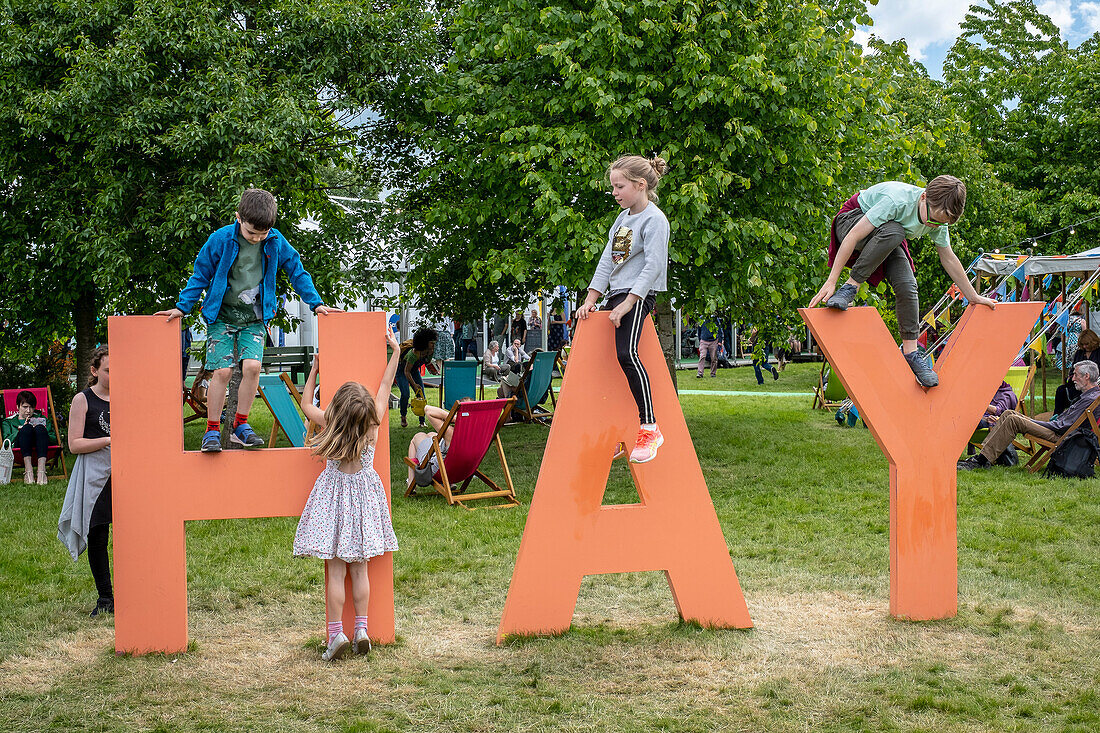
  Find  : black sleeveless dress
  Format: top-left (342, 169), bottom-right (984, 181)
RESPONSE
top-left (82, 387), bottom-right (112, 529)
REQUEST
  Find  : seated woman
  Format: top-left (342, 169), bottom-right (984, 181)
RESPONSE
top-left (2, 390), bottom-right (57, 485)
top-left (1054, 328), bottom-right (1100, 415)
top-left (406, 404), bottom-right (457, 489)
top-left (482, 340), bottom-right (503, 381)
top-left (978, 380), bottom-right (1018, 429)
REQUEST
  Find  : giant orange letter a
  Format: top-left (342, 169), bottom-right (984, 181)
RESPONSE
top-left (497, 313), bottom-right (751, 642)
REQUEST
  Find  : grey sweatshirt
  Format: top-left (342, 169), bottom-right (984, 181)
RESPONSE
top-left (1035, 385), bottom-right (1100, 433)
top-left (589, 203), bottom-right (669, 298)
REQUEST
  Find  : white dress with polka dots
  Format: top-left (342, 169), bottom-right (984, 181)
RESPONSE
top-left (293, 444), bottom-right (398, 562)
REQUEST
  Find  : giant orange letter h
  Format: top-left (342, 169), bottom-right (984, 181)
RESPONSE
top-left (108, 313), bottom-right (394, 654)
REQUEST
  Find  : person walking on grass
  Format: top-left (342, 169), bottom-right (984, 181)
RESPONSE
top-left (155, 188), bottom-right (338, 453)
top-left (808, 176), bottom-right (995, 387)
top-left (575, 154), bottom-right (670, 463)
top-left (696, 316), bottom-right (722, 379)
top-left (293, 328), bottom-right (401, 661)
top-left (58, 346), bottom-right (115, 617)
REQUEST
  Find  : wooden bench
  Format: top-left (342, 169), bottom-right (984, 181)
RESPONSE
top-left (261, 346), bottom-right (315, 384)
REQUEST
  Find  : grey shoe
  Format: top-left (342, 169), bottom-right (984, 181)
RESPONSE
top-left (825, 283), bottom-right (858, 310)
top-left (352, 628), bottom-right (371, 656)
top-left (904, 348), bottom-right (939, 387)
top-left (322, 632), bottom-right (351, 662)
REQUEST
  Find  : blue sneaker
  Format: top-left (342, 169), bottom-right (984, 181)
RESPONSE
top-left (201, 430), bottom-right (222, 453)
top-left (231, 422), bottom-right (265, 449)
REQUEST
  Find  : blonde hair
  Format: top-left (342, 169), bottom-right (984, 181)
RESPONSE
top-left (308, 381), bottom-right (380, 463)
top-left (609, 155), bottom-right (669, 203)
top-left (925, 175), bottom-right (966, 221)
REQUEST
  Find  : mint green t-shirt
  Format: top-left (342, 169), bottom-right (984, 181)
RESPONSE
top-left (219, 235), bottom-right (264, 325)
top-left (856, 182), bottom-right (951, 248)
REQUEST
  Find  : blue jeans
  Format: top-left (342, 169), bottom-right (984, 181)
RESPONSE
top-left (394, 369), bottom-right (425, 420)
top-left (753, 350), bottom-right (777, 384)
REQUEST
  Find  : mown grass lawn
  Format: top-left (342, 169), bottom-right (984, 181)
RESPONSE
top-left (1, 363), bottom-right (1096, 732)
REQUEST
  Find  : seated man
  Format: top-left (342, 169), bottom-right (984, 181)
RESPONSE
top-left (959, 361), bottom-right (1100, 470)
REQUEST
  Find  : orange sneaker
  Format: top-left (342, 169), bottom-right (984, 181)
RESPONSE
top-left (629, 425), bottom-right (664, 463)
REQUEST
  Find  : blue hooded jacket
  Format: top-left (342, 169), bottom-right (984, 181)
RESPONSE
top-left (175, 222), bottom-right (324, 325)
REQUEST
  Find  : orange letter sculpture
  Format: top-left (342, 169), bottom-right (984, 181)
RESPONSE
top-left (108, 313), bottom-right (394, 654)
top-left (799, 303), bottom-right (1043, 620)
top-left (497, 313), bottom-right (752, 642)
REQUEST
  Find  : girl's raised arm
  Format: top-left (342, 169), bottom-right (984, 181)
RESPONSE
top-left (300, 354), bottom-right (326, 429)
top-left (376, 329), bottom-right (402, 423)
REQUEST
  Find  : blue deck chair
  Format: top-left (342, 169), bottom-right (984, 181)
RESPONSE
top-left (514, 350), bottom-right (558, 424)
top-left (439, 359), bottom-right (479, 410)
top-left (257, 373), bottom-right (310, 447)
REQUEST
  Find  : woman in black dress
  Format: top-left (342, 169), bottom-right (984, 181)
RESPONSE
top-left (1054, 329), bottom-right (1100, 415)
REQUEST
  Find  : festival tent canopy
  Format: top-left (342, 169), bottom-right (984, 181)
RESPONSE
top-left (974, 247), bottom-right (1100, 278)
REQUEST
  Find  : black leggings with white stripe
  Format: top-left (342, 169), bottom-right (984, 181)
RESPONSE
top-left (607, 291), bottom-right (657, 425)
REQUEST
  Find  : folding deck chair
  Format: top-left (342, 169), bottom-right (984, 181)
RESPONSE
top-left (513, 350), bottom-right (559, 424)
top-left (812, 363), bottom-right (848, 410)
top-left (403, 397), bottom-right (519, 509)
top-left (1015, 392), bottom-right (1100, 473)
top-left (256, 373), bottom-right (315, 447)
top-left (183, 368), bottom-right (213, 424)
top-left (967, 363), bottom-right (1037, 454)
top-left (439, 359), bottom-right (479, 409)
top-left (2, 386), bottom-right (67, 479)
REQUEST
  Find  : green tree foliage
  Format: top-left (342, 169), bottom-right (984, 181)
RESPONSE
top-left (388, 0), bottom-right (916, 330)
top-left (945, 0), bottom-right (1100, 255)
top-left (0, 0), bottom-right (429, 383)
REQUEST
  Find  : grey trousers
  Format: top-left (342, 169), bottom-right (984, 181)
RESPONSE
top-left (979, 410), bottom-right (1060, 463)
top-left (834, 207), bottom-right (920, 340)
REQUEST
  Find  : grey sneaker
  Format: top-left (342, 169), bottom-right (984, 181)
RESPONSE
top-left (201, 429), bottom-right (222, 453)
top-left (352, 628), bottom-right (371, 656)
top-left (230, 422), bottom-right (265, 449)
top-left (825, 283), bottom-right (858, 310)
top-left (904, 348), bottom-right (939, 387)
top-left (322, 632), bottom-right (350, 661)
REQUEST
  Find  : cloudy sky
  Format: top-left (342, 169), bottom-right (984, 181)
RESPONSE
top-left (858, 0), bottom-right (1100, 78)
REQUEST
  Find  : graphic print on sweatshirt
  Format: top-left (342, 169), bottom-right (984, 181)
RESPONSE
top-left (612, 226), bottom-right (633, 265)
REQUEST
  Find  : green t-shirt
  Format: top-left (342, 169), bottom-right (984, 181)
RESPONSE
top-left (856, 182), bottom-right (951, 248)
top-left (219, 235), bottom-right (264, 325)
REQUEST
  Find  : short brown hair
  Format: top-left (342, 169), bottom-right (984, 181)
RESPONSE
top-left (925, 175), bottom-right (966, 222)
top-left (238, 188), bottom-right (277, 230)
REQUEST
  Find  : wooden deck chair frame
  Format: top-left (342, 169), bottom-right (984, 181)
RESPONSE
top-left (183, 367), bottom-right (213, 424)
top-left (812, 362), bottom-right (847, 411)
top-left (967, 363), bottom-right (1038, 454)
top-left (2, 386), bottom-right (68, 479)
top-left (403, 397), bottom-right (519, 510)
top-left (1015, 392), bottom-right (1100, 473)
top-left (512, 349), bottom-right (559, 424)
top-left (257, 372), bottom-right (317, 448)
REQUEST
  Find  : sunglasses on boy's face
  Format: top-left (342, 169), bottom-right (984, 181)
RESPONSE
top-left (921, 198), bottom-right (949, 227)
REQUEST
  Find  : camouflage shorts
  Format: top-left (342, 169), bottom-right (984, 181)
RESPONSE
top-left (205, 320), bottom-right (266, 370)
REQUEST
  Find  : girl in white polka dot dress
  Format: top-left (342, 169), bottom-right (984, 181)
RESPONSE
top-left (294, 327), bottom-right (401, 661)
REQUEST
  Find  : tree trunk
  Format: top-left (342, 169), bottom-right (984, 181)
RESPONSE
top-left (222, 360), bottom-right (243, 449)
top-left (654, 298), bottom-right (678, 393)
top-left (73, 289), bottom-right (97, 391)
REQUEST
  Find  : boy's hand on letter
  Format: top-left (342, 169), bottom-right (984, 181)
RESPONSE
top-left (154, 308), bottom-right (185, 322)
top-left (972, 295), bottom-right (997, 310)
top-left (807, 282), bottom-right (835, 308)
top-left (575, 303), bottom-right (595, 320)
top-left (314, 305), bottom-right (341, 316)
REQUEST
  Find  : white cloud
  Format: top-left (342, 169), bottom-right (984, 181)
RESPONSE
top-left (1080, 2), bottom-right (1100, 33)
top-left (865, 0), bottom-right (972, 60)
top-left (1037, 1), bottom-right (1075, 36)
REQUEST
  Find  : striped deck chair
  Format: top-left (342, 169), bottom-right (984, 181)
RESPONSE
top-left (513, 350), bottom-right (558, 424)
top-left (2, 386), bottom-right (67, 478)
top-left (404, 397), bottom-right (519, 509)
top-left (968, 363), bottom-right (1037, 454)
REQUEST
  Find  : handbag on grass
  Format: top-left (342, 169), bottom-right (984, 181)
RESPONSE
top-left (0, 439), bottom-right (14, 486)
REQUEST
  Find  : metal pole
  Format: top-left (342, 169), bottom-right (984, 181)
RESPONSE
top-left (541, 293), bottom-right (549, 352)
top-left (675, 307), bottom-right (682, 368)
top-left (1061, 274), bottom-right (1068, 383)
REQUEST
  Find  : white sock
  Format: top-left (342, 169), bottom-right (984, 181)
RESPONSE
top-left (642, 423), bottom-right (657, 431)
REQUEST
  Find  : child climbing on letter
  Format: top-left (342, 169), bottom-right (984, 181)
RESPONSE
top-left (807, 176), bottom-right (995, 387)
top-left (575, 155), bottom-right (670, 463)
top-left (293, 328), bottom-right (401, 661)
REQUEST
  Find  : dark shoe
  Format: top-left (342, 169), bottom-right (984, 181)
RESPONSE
top-left (400, 417), bottom-right (408, 428)
top-left (995, 445), bottom-right (1019, 467)
top-left (825, 283), bottom-right (858, 310)
top-left (904, 348), bottom-right (939, 387)
top-left (201, 429), bottom-right (222, 453)
top-left (90, 597), bottom-right (114, 617)
top-left (696, 373), bottom-right (704, 379)
top-left (772, 369), bottom-right (779, 381)
top-left (230, 422), bottom-right (265, 449)
top-left (957, 455), bottom-right (992, 471)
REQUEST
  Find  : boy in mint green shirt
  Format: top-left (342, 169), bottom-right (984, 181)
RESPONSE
top-left (808, 176), bottom-right (996, 387)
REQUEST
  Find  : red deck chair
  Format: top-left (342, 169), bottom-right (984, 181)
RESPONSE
top-left (403, 397), bottom-right (519, 509)
top-left (2, 386), bottom-right (67, 479)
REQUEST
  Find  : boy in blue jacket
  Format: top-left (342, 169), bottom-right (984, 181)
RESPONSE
top-left (156, 189), bottom-right (337, 452)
